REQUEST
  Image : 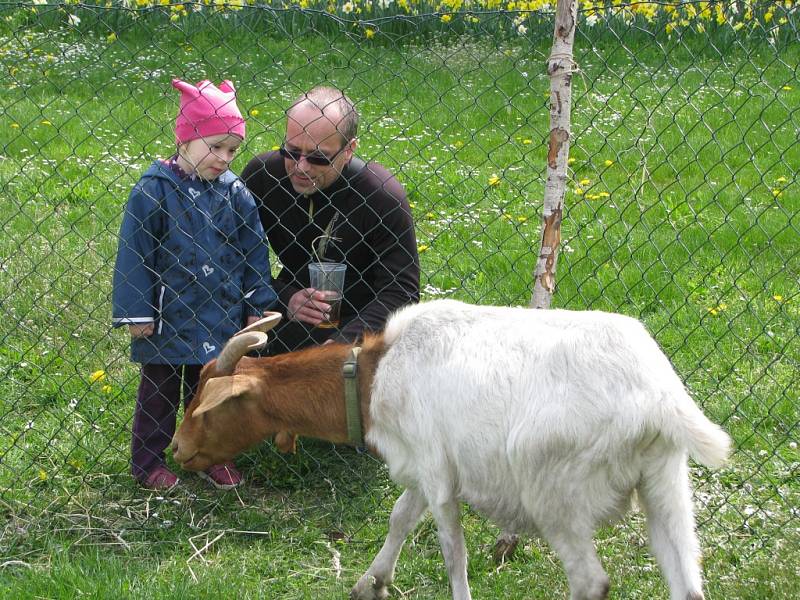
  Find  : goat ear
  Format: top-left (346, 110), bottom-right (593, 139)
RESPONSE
top-left (193, 374), bottom-right (257, 417)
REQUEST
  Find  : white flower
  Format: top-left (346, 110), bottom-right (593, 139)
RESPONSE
top-left (516, 23), bottom-right (528, 35)
top-left (586, 14), bottom-right (599, 27)
top-left (342, 1), bottom-right (354, 13)
top-left (377, 0), bottom-right (393, 7)
top-left (67, 14), bottom-right (81, 26)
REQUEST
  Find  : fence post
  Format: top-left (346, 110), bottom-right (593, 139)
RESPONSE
top-left (530, 0), bottom-right (579, 309)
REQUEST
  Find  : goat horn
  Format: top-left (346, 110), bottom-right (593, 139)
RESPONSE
top-left (215, 331), bottom-right (270, 376)
top-left (233, 311), bottom-right (282, 337)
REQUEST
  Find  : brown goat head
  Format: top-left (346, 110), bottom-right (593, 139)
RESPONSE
top-left (171, 313), bottom-right (282, 471)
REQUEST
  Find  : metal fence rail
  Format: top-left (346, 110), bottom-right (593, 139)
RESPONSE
top-left (0, 0), bottom-right (797, 584)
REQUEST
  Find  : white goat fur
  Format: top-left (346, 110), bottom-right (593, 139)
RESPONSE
top-left (351, 300), bottom-right (730, 600)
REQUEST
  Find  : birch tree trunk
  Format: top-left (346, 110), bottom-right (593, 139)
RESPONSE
top-left (493, 1), bottom-right (581, 564)
top-left (529, 0), bottom-right (579, 309)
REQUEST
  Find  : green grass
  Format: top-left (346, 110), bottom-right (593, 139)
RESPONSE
top-left (1, 6), bottom-right (799, 599)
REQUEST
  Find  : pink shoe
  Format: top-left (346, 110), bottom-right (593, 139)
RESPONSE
top-left (198, 461), bottom-right (242, 490)
top-left (140, 465), bottom-right (179, 491)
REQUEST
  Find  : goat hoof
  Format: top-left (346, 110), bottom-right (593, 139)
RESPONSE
top-left (492, 533), bottom-right (520, 564)
top-left (350, 575), bottom-right (389, 600)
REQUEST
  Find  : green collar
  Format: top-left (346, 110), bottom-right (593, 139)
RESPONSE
top-left (342, 346), bottom-right (364, 446)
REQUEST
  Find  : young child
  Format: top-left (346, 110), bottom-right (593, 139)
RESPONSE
top-left (112, 78), bottom-right (277, 491)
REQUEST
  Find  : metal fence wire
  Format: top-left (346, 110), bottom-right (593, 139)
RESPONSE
top-left (0, 0), bottom-right (798, 584)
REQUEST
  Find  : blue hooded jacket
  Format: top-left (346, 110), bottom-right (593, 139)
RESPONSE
top-left (112, 160), bottom-right (277, 364)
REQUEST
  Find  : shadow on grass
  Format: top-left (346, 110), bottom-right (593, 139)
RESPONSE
top-left (1, 436), bottom-right (396, 561)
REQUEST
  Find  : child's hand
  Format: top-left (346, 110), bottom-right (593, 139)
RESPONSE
top-left (129, 323), bottom-right (154, 338)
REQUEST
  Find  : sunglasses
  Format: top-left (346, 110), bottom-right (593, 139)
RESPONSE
top-left (279, 144), bottom-right (347, 166)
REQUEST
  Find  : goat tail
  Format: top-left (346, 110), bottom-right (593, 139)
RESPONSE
top-left (674, 400), bottom-right (732, 469)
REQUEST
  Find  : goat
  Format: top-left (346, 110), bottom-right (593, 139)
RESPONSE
top-left (171, 299), bottom-right (731, 600)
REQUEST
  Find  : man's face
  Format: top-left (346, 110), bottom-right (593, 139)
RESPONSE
top-left (283, 103), bottom-right (355, 195)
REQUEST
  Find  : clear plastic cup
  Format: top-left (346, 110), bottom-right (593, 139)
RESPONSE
top-left (308, 262), bottom-right (347, 328)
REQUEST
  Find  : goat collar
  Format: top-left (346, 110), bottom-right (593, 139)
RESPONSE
top-left (342, 346), bottom-right (364, 447)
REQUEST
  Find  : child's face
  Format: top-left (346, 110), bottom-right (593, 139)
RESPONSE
top-left (177, 133), bottom-right (242, 181)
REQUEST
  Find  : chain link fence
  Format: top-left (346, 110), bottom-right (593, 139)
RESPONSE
top-left (1, 0), bottom-right (798, 592)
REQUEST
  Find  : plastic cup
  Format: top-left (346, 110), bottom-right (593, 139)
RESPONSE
top-left (308, 262), bottom-right (346, 329)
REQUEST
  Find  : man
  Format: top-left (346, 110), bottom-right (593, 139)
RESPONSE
top-left (241, 87), bottom-right (420, 353)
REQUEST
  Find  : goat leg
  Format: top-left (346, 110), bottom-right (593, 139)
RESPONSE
top-left (351, 488), bottom-right (427, 600)
top-left (273, 431), bottom-right (297, 454)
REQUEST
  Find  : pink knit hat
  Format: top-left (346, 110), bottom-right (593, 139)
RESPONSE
top-left (172, 78), bottom-right (246, 143)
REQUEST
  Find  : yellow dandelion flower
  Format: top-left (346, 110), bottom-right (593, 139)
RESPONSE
top-left (579, 178), bottom-right (591, 186)
top-left (776, 176), bottom-right (788, 183)
top-left (517, 216), bottom-right (528, 222)
top-left (408, 202), bottom-right (416, 209)
top-left (604, 159), bottom-right (614, 167)
top-left (249, 108), bottom-right (259, 117)
top-left (488, 174), bottom-right (501, 187)
top-left (89, 370), bottom-right (106, 384)
top-left (598, 192), bottom-right (611, 198)
top-left (41, 120), bottom-right (52, 126)
top-left (773, 295), bottom-right (783, 302)
top-left (107, 32), bottom-right (117, 42)
top-left (441, 14), bottom-right (452, 23)
top-left (11, 123), bottom-right (19, 129)
top-left (417, 244), bottom-right (429, 253)
top-left (38, 469), bottom-right (48, 481)
top-left (425, 212), bottom-right (436, 219)
top-left (523, 139), bottom-right (532, 144)
top-left (772, 189), bottom-right (782, 198)
top-left (782, 86), bottom-right (792, 91)
top-left (102, 385), bottom-right (113, 394)
top-left (764, 11), bottom-right (774, 23)
top-left (271, 145), bottom-right (280, 151)
top-left (574, 188), bottom-right (585, 196)
top-left (365, 28), bottom-right (375, 39)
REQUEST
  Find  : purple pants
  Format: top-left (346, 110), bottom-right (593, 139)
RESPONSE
top-left (131, 363), bottom-right (201, 481)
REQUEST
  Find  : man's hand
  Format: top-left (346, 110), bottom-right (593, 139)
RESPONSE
top-left (287, 288), bottom-right (333, 325)
top-left (245, 315), bottom-right (262, 328)
top-left (129, 323), bottom-right (154, 338)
